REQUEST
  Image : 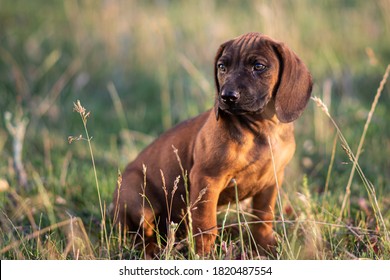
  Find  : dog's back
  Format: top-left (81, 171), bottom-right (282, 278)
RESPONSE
top-left (113, 111), bottom-right (210, 237)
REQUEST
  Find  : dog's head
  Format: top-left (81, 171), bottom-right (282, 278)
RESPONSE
top-left (214, 32), bottom-right (312, 123)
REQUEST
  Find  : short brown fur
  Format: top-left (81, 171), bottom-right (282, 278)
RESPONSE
top-left (113, 32), bottom-right (312, 257)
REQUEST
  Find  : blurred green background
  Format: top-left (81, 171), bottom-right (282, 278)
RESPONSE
top-left (0, 0), bottom-right (389, 259)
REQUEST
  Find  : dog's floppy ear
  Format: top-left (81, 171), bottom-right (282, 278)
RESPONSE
top-left (272, 42), bottom-right (313, 123)
top-left (213, 40), bottom-right (232, 121)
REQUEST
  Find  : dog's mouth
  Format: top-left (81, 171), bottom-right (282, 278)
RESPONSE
top-left (218, 98), bottom-right (268, 115)
top-left (218, 105), bottom-right (266, 116)
top-left (219, 106), bottom-right (250, 115)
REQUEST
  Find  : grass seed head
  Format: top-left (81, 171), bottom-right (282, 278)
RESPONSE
top-left (311, 96), bottom-right (330, 117)
top-left (73, 100), bottom-right (90, 123)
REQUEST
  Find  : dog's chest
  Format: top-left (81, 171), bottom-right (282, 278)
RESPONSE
top-left (218, 128), bottom-right (294, 203)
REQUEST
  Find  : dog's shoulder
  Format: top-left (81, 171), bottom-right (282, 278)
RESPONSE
top-left (168, 110), bottom-right (211, 136)
top-left (130, 110), bottom-right (212, 168)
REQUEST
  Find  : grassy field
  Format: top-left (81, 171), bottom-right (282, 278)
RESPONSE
top-left (1, 0), bottom-right (390, 260)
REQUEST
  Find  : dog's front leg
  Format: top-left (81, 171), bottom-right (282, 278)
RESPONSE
top-left (252, 185), bottom-right (278, 256)
top-left (189, 172), bottom-right (223, 256)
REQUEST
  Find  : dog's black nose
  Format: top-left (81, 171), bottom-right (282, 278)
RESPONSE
top-left (221, 90), bottom-right (240, 104)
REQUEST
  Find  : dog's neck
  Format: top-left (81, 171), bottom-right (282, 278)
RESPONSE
top-left (259, 99), bottom-right (280, 124)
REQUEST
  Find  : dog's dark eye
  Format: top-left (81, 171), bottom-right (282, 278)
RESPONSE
top-left (218, 63), bottom-right (227, 73)
top-left (253, 63), bottom-right (266, 72)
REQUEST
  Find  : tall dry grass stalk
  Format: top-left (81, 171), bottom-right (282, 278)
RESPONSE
top-left (340, 64), bottom-right (390, 219)
top-left (218, 202), bottom-right (231, 258)
top-left (107, 81), bottom-right (129, 129)
top-left (160, 169), bottom-right (180, 259)
top-left (70, 100), bottom-right (110, 256)
top-left (322, 134), bottom-right (338, 206)
top-left (142, 166), bottom-right (149, 256)
top-left (233, 179), bottom-right (246, 259)
top-left (312, 64), bottom-right (390, 244)
top-left (71, 101), bottom-right (103, 217)
top-left (172, 145), bottom-right (194, 257)
top-left (267, 136), bottom-right (293, 259)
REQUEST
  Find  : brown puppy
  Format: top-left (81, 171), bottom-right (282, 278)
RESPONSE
top-left (113, 32), bottom-right (312, 256)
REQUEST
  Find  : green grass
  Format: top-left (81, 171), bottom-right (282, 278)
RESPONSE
top-left (1, 0), bottom-right (390, 260)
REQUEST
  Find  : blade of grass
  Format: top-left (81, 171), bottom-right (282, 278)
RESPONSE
top-left (312, 69), bottom-right (390, 244)
top-left (322, 133), bottom-right (338, 208)
top-left (107, 81), bottom-right (129, 129)
top-left (0, 217), bottom-right (87, 255)
top-left (71, 100), bottom-right (110, 258)
top-left (233, 179), bottom-right (246, 259)
top-left (267, 136), bottom-right (293, 259)
top-left (339, 64), bottom-right (390, 219)
top-left (218, 202), bottom-right (231, 259)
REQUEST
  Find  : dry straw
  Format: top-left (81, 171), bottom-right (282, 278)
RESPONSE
top-left (340, 64), bottom-right (390, 218)
top-left (312, 64), bottom-right (390, 244)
